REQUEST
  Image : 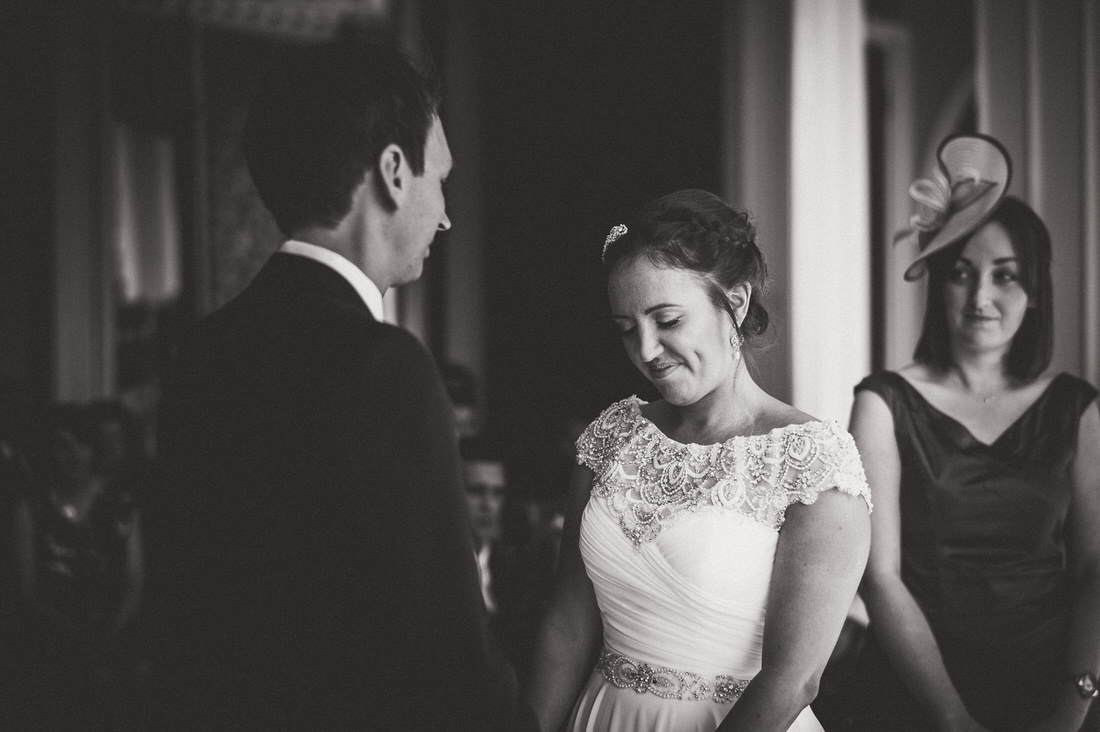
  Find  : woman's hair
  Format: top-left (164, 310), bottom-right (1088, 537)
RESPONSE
top-left (602, 189), bottom-right (770, 342)
top-left (913, 195), bottom-right (1053, 380)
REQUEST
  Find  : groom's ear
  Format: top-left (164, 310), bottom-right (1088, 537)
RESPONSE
top-left (376, 143), bottom-right (407, 209)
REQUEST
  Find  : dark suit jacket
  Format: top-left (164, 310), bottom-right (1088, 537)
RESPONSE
top-left (145, 253), bottom-right (534, 731)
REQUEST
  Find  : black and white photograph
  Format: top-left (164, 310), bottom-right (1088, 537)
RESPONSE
top-left (1, 1), bottom-right (1098, 729)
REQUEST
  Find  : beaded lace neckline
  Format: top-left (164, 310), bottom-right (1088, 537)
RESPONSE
top-left (577, 397), bottom-right (870, 547)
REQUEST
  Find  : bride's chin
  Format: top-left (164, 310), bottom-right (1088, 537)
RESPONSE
top-left (655, 387), bottom-right (694, 407)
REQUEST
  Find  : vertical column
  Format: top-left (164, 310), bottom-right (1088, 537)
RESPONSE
top-left (1083, 0), bottom-right (1100, 386)
top-left (186, 20), bottom-right (213, 319)
top-left (441, 0), bottom-right (486, 383)
top-left (1027, 1), bottom-right (1084, 377)
top-left (975, 0), bottom-right (1030, 201)
top-left (391, 0), bottom-right (422, 333)
top-left (789, 0), bottom-right (871, 423)
top-left (977, 0), bottom-right (1089, 377)
top-left (52, 2), bottom-right (109, 401)
top-left (866, 21), bottom-right (921, 371)
top-left (721, 0), bottom-right (793, 403)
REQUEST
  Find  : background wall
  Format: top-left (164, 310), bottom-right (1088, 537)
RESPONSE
top-left (977, 0), bottom-right (1100, 386)
top-left (3, 0), bottom-right (1098, 501)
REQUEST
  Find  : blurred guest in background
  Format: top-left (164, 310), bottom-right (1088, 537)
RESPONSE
top-left (445, 361), bottom-right (483, 440)
top-left (147, 35), bottom-right (533, 731)
top-left (86, 400), bottom-right (145, 495)
top-left (0, 381), bottom-right (38, 719)
top-left (461, 438), bottom-right (557, 679)
top-left (463, 443), bottom-right (519, 628)
top-left (1, 403), bottom-right (143, 726)
top-left (849, 134), bottom-right (1100, 731)
top-left (529, 189), bottom-right (871, 731)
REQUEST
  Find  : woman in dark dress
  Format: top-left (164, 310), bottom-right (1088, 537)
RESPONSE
top-left (849, 134), bottom-right (1100, 731)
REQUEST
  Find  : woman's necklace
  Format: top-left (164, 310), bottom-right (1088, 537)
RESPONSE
top-left (952, 367), bottom-right (1009, 406)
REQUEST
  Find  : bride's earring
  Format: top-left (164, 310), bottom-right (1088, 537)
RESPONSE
top-left (730, 329), bottom-right (744, 366)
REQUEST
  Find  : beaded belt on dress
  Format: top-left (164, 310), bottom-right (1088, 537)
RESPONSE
top-left (596, 647), bottom-right (750, 704)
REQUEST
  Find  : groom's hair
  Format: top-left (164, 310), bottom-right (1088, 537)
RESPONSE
top-left (243, 29), bottom-right (441, 236)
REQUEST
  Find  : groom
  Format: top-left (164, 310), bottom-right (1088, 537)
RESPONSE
top-left (148, 37), bottom-right (534, 731)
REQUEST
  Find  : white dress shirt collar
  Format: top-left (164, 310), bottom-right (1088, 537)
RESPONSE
top-left (278, 239), bottom-right (384, 321)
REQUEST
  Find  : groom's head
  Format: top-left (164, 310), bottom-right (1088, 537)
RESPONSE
top-left (243, 32), bottom-right (451, 290)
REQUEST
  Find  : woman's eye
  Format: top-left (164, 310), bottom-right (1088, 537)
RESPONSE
top-left (993, 269), bottom-right (1018, 285)
top-left (657, 319), bottom-right (680, 330)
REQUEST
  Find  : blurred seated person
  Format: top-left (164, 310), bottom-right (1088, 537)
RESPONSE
top-left (86, 400), bottom-right (147, 496)
top-left (521, 491), bottom-right (565, 579)
top-left (462, 438), bottom-right (552, 673)
top-left (444, 361), bottom-right (483, 440)
top-left (1, 403), bottom-right (144, 723)
top-left (464, 447), bottom-right (510, 613)
top-left (0, 381), bottom-right (36, 600)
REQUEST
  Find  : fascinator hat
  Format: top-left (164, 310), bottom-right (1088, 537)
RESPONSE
top-left (900, 133), bottom-right (1012, 281)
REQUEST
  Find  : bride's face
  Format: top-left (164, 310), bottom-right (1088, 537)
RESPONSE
top-left (609, 256), bottom-right (739, 406)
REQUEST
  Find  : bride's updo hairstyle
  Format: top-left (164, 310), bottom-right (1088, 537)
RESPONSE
top-left (602, 189), bottom-right (770, 344)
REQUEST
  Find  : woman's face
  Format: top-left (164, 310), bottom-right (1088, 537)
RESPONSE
top-left (943, 220), bottom-right (1030, 358)
top-left (609, 256), bottom-right (738, 406)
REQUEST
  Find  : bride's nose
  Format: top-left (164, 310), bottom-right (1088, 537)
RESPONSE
top-left (637, 326), bottom-right (663, 362)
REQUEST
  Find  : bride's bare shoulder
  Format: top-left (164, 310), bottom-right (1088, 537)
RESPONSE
top-left (758, 398), bottom-right (817, 432)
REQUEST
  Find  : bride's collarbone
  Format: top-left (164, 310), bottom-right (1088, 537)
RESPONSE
top-left (644, 399), bottom-right (804, 445)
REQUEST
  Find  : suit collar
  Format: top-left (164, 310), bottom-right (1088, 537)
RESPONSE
top-left (278, 240), bottom-right (384, 320)
top-left (249, 252), bottom-right (376, 319)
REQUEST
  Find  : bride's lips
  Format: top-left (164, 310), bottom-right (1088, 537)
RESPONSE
top-left (647, 362), bottom-right (678, 379)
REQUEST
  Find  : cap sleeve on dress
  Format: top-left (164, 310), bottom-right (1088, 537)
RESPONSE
top-left (780, 421), bottom-right (872, 518)
top-left (853, 371), bottom-right (904, 407)
top-left (576, 397), bottom-right (640, 475)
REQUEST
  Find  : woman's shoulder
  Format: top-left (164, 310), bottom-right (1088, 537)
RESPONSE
top-left (1048, 371), bottom-right (1099, 401)
top-left (758, 409), bottom-right (872, 514)
top-left (754, 401), bottom-right (857, 457)
top-left (852, 365), bottom-right (929, 406)
top-left (592, 395), bottom-right (644, 425)
top-left (754, 397), bottom-right (816, 433)
top-left (574, 396), bottom-right (643, 467)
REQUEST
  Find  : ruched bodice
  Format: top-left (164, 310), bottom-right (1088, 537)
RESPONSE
top-left (582, 503), bottom-right (776, 679)
top-left (568, 397), bottom-right (871, 731)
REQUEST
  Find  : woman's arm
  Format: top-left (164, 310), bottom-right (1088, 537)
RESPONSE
top-left (715, 479), bottom-right (870, 731)
top-left (851, 390), bottom-right (987, 732)
top-left (526, 465), bottom-right (603, 732)
top-left (1026, 398), bottom-right (1100, 731)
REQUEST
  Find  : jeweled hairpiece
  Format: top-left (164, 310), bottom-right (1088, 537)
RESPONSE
top-left (602, 224), bottom-right (628, 261)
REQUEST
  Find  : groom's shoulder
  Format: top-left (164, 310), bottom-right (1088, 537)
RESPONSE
top-left (334, 318), bottom-right (442, 383)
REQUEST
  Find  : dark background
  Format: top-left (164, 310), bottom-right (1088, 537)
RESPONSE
top-left (477, 3), bottom-right (726, 497)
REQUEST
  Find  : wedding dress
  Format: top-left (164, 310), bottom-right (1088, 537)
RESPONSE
top-left (568, 396), bottom-right (870, 731)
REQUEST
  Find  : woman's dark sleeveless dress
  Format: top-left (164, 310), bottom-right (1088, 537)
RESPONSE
top-left (850, 371), bottom-right (1099, 731)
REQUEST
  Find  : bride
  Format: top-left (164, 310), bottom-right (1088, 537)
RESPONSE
top-left (527, 189), bottom-right (871, 731)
